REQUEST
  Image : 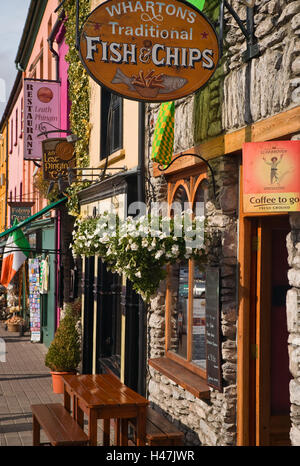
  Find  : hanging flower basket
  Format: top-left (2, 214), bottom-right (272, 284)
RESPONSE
top-left (72, 211), bottom-right (207, 302)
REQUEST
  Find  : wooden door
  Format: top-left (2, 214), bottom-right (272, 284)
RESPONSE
top-left (249, 216), bottom-right (291, 446)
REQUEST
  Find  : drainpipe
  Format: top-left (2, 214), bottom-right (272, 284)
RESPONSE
top-left (47, 11), bottom-right (65, 82)
top-left (137, 102), bottom-right (146, 396)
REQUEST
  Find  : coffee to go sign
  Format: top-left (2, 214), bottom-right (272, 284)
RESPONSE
top-left (79, 0), bottom-right (219, 102)
top-left (243, 141), bottom-right (300, 213)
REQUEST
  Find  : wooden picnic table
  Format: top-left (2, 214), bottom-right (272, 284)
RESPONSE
top-left (62, 373), bottom-right (149, 446)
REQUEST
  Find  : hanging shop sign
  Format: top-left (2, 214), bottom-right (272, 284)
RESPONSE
top-left (8, 202), bottom-right (35, 226)
top-left (79, 0), bottom-right (219, 102)
top-left (243, 141), bottom-right (300, 213)
top-left (42, 138), bottom-right (75, 181)
top-left (24, 79), bottom-right (60, 160)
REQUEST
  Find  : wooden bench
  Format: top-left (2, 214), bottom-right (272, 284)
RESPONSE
top-left (128, 406), bottom-right (184, 446)
top-left (31, 403), bottom-right (89, 446)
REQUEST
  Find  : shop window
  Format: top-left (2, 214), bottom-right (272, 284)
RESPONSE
top-left (100, 88), bottom-right (123, 159)
top-left (166, 171), bottom-right (208, 378)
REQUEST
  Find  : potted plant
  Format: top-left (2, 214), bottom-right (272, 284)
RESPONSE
top-left (45, 307), bottom-right (81, 394)
top-left (6, 316), bottom-right (26, 333)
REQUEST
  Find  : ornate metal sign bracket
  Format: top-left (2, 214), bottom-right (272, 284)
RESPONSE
top-left (157, 153), bottom-right (217, 199)
top-left (219, 0), bottom-right (260, 62)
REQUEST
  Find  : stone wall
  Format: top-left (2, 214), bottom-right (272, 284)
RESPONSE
top-left (287, 137), bottom-right (300, 445)
top-left (145, 136), bottom-right (239, 445)
top-left (145, 0), bottom-right (300, 446)
top-left (223, 0), bottom-right (300, 131)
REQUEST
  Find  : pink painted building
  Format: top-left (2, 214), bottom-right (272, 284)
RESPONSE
top-left (7, 76), bottom-right (24, 222)
top-left (9, 0), bottom-right (71, 343)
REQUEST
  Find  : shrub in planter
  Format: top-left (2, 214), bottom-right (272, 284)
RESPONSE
top-left (45, 310), bottom-right (81, 393)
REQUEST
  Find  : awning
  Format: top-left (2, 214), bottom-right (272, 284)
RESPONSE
top-left (0, 197), bottom-right (67, 240)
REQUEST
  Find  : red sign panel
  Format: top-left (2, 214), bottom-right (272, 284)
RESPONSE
top-left (243, 141), bottom-right (300, 213)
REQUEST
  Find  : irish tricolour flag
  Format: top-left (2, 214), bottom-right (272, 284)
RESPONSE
top-left (0, 221), bottom-right (30, 288)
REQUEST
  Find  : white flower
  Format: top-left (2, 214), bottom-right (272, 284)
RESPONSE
top-left (155, 250), bottom-right (164, 259)
top-left (131, 243), bottom-right (138, 251)
top-left (171, 245), bottom-right (179, 255)
top-left (135, 271), bottom-right (142, 278)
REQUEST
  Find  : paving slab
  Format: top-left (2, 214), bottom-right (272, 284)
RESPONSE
top-left (0, 325), bottom-right (116, 446)
top-left (0, 326), bottom-right (62, 446)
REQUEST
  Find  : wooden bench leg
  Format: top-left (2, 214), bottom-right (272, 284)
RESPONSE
top-left (88, 410), bottom-right (98, 446)
top-left (32, 415), bottom-right (40, 446)
top-left (103, 419), bottom-right (110, 446)
top-left (120, 419), bottom-right (128, 446)
top-left (114, 419), bottom-right (121, 446)
top-left (136, 407), bottom-right (146, 447)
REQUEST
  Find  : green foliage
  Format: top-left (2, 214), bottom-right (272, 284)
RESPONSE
top-left (72, 212), bottom-right (207, 302)
top-left (45, 309), bottom-right (81, 372)
top-left (59, 0), bottom-right (91, 216)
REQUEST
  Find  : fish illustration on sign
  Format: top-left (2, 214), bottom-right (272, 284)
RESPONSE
top-left (111, 68), bottom-right (188, 99)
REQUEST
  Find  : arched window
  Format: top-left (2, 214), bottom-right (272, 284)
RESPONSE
top-left (166, 172), bottom-right (208, 378)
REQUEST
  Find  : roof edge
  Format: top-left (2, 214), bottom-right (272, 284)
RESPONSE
top-left (15, 0), bottom-right (48, 70)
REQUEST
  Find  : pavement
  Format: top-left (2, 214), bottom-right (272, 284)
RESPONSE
top-left (0, 324), bottom-right (62, 446)
top-left (0, 324), bottom-right (117, 447)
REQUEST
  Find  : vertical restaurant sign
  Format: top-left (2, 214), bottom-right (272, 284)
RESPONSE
top-left (42, 138), bottom-right (75, 181)
top-left (79, 0), bottom-right (219, 102)
top-left (24, 79), bottom-right (60, 160)
top-left (243, 141), bottom-right (300, 213)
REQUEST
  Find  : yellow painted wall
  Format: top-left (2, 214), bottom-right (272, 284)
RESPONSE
top-left (88, 77), bottom-right (140, 172)
top-left (83, 0), bottom-right (140, 383)
top-left (0, 122), bottom-right (8, 232)
top-left (88, 0), bottom-right (140, 173)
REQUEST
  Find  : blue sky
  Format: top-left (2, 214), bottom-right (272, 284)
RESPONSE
top-left (0, 0), bottom-right (31, 120)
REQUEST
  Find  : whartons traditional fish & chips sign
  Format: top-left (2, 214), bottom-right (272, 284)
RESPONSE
top-left (79, 0), bottom-right (220, 102)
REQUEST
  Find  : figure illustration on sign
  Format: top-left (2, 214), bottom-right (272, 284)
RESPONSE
top-left (263, 153), bottom-right (284, 185)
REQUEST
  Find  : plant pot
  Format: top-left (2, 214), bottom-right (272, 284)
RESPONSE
top-left (50, 371), bottom-right (76, 394)
top-left (7, 323), bottom-right (21, 332)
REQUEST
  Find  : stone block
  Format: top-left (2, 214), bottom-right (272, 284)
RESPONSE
top-left (148, 380), bottom-right (161, 396)
top-left (219, 186), bottom-right (238, 213)
top-left (288, 345), bottom-right (300, 378)
top-left (286, 288), bottom-right (300, 333)
top-left (289, 212), bottom-right (300, 229)
top-left (290, 379), bottom-right (300, 405)
top-left (199, 419), bottom-right (218, 446)
top-left (277, 1), bottom-right (300, 27)
top-left (290, 424), bottom-right (300, 446)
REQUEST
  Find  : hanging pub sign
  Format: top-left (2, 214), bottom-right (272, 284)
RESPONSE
top-left (243, 141), bottom-right (300, 213)
top-left (79, 0), bottom-right (220, 102)
top-left (42, 138), bottom-right (76, 181)
top-left (8, 202), bottom-right (34, 226)
top-left (24, 79), bottom-right (60, 160)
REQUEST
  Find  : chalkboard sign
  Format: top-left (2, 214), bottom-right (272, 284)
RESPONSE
top-left (205, 267), bottom-right (222, 391)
